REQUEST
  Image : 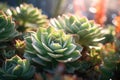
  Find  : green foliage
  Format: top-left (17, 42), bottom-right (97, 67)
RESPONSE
top-left (7, 3), bottom-right (48, 32)
top-left (0, 55), bottom-right (35, 80)
top-left (50, 15), bottom-right (104, 48)
top-left (24, 26), bottom-right (82, 73)
top-left (0, 11), bottom-right (18, 43)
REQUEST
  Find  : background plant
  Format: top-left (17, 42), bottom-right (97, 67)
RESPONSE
top-left (50, 15), bottom-right (104, 49)
top-left (7, 3), bottom-right (48, 32)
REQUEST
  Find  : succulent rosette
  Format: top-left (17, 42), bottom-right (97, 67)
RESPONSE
top-left (24, 27), bottom-right (82, 73)
top-left (50, 15), bottom-right (104, 48)
top-left (7, 3), bottom-right (48, 32)
top-left (0, 55), bottom-right (35, 80)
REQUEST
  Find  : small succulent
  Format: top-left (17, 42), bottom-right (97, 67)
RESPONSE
top-left (50, 15), bottom-right (104, 48)
top-left (0, 11), bottom-right (18, 43)
top-left (15, 39), bottom-right (25, 49)
top-left (24, 27), bottom-right (82, 73)
top-left (15, 39), bottom-right (26, 57)
top-left (7, 3), bottom-right (48, 32)
top-left (0, 55), bottom-right (35, 80)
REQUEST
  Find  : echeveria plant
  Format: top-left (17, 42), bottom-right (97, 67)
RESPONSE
top-left (24, 27), bottom-right (82, 73)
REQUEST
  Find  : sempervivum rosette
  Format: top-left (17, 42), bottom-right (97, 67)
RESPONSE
top-left (0, 11), bottom-right (18, 42)
top-left (7, 3), bottom-right (48, 32)
top-left (50, 15), bottom-right (104, 48)
top-left (0, 55), bottom-right (35, 80)
top-left (24, 27), bottom-right (82, 73)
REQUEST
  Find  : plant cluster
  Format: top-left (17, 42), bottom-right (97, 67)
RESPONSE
top-left (0, 3), bottom-right (120, 80)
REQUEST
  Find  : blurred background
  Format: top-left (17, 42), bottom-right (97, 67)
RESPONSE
top-left (0, 0), bottom-right (120, 25)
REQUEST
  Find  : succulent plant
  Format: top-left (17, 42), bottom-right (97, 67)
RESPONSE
top-left (24, 27), bottom-right (82, 73)
top-left (7, 3), bottom-right (48, 32)
top-left (0, 55), bottom-right (35, 80)
top-left (15, 39), bottom-right (25, 49)
top-left (13, 39), bottom-right (26, 58)
top-left (50, 15), bottom-right (104, 48)
top-left (0, 11), bottom-right (18, 43)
